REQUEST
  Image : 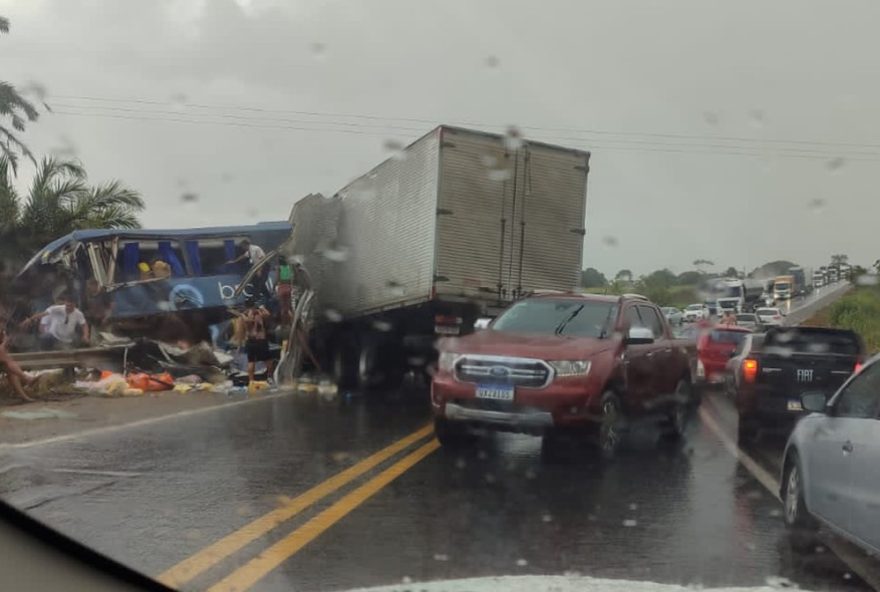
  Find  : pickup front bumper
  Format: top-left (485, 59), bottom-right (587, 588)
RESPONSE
top-left (444, 402), bottom-right (555, 431)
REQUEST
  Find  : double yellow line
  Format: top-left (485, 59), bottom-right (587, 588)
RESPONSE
top-left (158, 423), bottom-right (437, 591)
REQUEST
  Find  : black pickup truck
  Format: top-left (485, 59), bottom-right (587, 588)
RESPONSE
top-left (734, 326), bottom-right (864, 441)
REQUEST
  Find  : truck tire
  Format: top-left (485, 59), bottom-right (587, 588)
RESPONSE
top-left (434, 417), bottom-right (471, 449)
top-left (782, 452), bottom-right (818, 550)
top-left (332, 339), bottom-right (358, 389)
top-left (596, 391), bottom-right (624, 459)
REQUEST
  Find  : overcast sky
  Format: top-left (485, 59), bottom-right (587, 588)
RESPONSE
top-left (2, 0), bottom-right (879, 277)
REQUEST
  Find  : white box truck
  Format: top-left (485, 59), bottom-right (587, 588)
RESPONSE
top-left (283, 125), bottom-right (591, 388)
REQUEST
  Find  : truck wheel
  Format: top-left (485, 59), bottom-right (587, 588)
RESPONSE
top-left (332, 340), bottom-right (358, 389)
top-left (596, 392), bottom-right (624, 459)
top-left (782, 452), bottom-right (818, 550)
top-left (434, 417), bottom-right (471, 449)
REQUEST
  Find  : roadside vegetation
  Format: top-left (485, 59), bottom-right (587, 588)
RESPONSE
top-left (826, 286), bottom-right (880, 353)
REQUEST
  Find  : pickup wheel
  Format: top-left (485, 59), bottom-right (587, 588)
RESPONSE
top-left (596, 392), bottom-right (624, 459)
top-left (434, 417), bottom-right (471, 449)
top-left (666, 379), bottom-right (692, 439)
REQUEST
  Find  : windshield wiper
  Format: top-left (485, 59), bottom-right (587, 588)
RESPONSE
top-left (598, 306), bottom-right (616, 339)
top-left (554, 305), bottom-right (584, 335)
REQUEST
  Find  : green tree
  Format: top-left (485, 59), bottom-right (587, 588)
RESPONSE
top-left (692, 259), bottom-right (714, 274)
top-left (676, 270), bottom-right (702, 286)
top-left (615, 269), bottom-right (633, 283)
top-left (750, 260), bottom-right (797, 279)
top-left (0, 156), bottom-right (144, 267)
top-left (580, 267), bottom-right (607, 288)
top-left (831, 254), bottom-right (848, 266)
top-left (643, 268), bottom-right (676, 288)
top-left (723, 266), bottom-right (739, 278)
top-left (0, 16), bottom-right (40, 162)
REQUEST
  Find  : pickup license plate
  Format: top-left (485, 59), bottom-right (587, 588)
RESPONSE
top-left (435, 325), bottom-right (460, 335)
top-left (787, 399), bottom-right (803, 412)
top-left (476, 384), bottom-right (515, 401)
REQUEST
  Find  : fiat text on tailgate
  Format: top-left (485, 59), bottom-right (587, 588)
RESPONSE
top-left (431, 293), bottom-right (696, 457)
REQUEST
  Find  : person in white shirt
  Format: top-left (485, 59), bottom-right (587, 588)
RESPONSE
top-left (227, 239), bottom-right (271, 300)
top-left (21, 295), bottom-right (90, 350)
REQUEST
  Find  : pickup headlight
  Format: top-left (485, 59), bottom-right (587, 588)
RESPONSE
top-left (549, 360), bottom-right (591, 377)
top-left (438, 352), bottom-right (458, 372)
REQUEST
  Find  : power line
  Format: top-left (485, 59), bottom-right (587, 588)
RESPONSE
top-left (51, 92), bottom-right (880, 152)
top-left (50, 108), bottom-right (880, 162)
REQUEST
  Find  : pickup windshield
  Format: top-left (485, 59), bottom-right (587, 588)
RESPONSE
top-left (764, 328), bottom-right (862, 355)
top-left (708, 329), bottom-right (748, 345)
top-left (492, 299), bottom-right (618, 338)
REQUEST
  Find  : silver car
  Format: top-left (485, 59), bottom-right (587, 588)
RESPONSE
top-left (661, 306), bottom-right (683, 326)
top-left (780, 354), bottom-right (880, 554)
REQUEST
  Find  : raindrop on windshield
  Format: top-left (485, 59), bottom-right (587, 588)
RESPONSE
top-left (764, 575), bottom-right (796, 588)
top-left (703, 111), bottom-right (720, 126)
top-left (245, 206), bottom-right (259, 218)
top-left (516, 558), bottom-right (528, 567)
top-left (169, 92), bottom-right (188, 108)
top-left (383, 139), bottom-right (407, 161)
top-left (602, 236), bottom-right (619, 247)
top-left (487, 168), bottom-right (512, 182)
top-left (748, 109), bottom-right (765, 128)
top-left (433, 553), bottom-right (449, 562)
top-left (856, 274), bottom-right (878, 286)
top-left (324, 309), bottom-right (343, 322)
top-left (373, 320), bottom-right (393, 332)
top-left (826, 157), bottom-right (845, 171)
top-left (628, 503), bottom-right (638, 511)
top-left (401, 576), bottom-right (413, 584)
top-left (310, 42), bottom-right (326, 58)
top-left (843, 573), bottom-right (852, 581)
top-left (321, 247), bottom-right (350, 262)
top-left (180, 192), bottom-right (198, 203)
top-left (504, 126), bottom-right (523, 151)
top-left (807, 198), bottom-right (826, 212)
top-left (623, 519), bottom-right (638, 527)
top-left (485, 55), bottom-right (500, 69)
top-left (480, 154), bottom-right (498, 168)
top-left (454, 458), bottom-right (466, 469)
top-left (385, 281), bottom-right (406, 297)
top-left (541, 513), bottom-right (553, 523)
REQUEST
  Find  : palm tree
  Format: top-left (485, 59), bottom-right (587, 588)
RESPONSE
top-left (0, 16), bottom-right (40, 162)
top-left (0, 156), bottom-right (144, 267)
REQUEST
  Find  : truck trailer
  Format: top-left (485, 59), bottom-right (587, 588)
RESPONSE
top-left (279, 125), bottom-right (591, 388)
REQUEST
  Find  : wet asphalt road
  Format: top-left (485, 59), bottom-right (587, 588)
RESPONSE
top-left (1, 281), bottom-right (873, 592)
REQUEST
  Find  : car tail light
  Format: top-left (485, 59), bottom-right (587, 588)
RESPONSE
top-left (742, 358), bottom-right (759, 383)
top-left (854, 362), bottom-right (863, 374)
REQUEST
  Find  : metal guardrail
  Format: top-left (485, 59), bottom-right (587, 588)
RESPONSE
top-left (9, 343), bottom-right (135, 371)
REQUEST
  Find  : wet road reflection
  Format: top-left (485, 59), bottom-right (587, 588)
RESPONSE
top-left (0, 383), bottom-right (872, 592)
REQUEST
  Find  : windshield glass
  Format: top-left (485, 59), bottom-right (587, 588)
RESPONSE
top-left (765, 329), bottom-right (862, 355)
top-left (756, 308), bottom-right (777, 315)
top-left (492, 299), bottom-right (618, 337)
top-left (2, 4), bottom-right (878, 592)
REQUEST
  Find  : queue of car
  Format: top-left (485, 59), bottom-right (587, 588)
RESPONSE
top-left (430, 287), bottom-right (877, 558)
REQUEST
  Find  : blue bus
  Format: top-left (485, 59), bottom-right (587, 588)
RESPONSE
top-left (16, 221), bottom-right (291, 333)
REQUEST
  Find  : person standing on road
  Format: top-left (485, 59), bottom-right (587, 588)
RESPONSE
top-left (242, 297), bottom-right (274, 386)
top-left (20, 295), bottom-right (90, 350)
top-left (719, 311), bottom-right (737, 326)
top-left (0, 320), bottom-right (36, 402)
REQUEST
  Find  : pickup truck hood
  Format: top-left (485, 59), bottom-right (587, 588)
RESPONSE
top-left (440, 330), bottom-right (617, 360)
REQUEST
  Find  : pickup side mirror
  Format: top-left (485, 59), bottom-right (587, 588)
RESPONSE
top-left (801, 391), bottom-right (828, 413)
top-left (474, 317), bottom-right (492, 330)
top-left (624, 326), bottom-right (654, 345)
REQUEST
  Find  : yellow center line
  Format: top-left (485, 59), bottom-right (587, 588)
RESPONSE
top-left (206, 439), bottom-right (440, 592)
top-left (157, 423), bottom-right (433, 589)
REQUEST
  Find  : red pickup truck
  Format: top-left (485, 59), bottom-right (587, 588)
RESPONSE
top-left (431, 293), bottom-right (696, 456)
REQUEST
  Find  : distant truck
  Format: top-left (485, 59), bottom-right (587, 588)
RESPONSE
top-left (773, 274), bottom-right (795, 300)
top-left (839, 263), bottom-right (852, 280)
top-left (828, 267), bottom-right (840, 283)
top-left (788, 266), bottom-right (811, 297)
top-left (812, 269), bottom-right (825, 289)
top-left (278, 125), bottom-right (591, 388)
top-left (713, 278), bottom-right (765, 314)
